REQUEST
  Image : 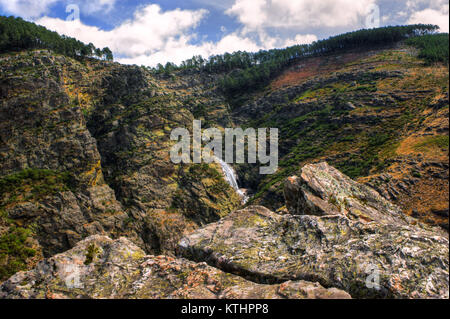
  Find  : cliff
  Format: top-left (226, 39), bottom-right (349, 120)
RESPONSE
top-left (0, 33), bottom-right (448, 298)
top-left (1, 163), bottom-right (447, 299)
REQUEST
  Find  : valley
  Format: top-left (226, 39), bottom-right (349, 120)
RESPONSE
top-left (0, 20), bottom-right (448, 298)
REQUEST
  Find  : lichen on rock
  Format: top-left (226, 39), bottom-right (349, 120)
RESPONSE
top-left (0, 235), bottom-right (350, 299)
top-left (179, 163), bottom-right (449, 299)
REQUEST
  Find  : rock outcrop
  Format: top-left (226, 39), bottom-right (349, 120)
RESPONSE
top-left (285, 162), bottom-right (412, 226)
top-left (0, 235), bottom-right (350, 299)
top-left (179, 163), bottom-right (449, 299)
top-left (0, 50), bottom-right (241, 282)
top-left (0, 43), bottom-right (448, 298)
top-left (1, 163), bottom-right (448, 299)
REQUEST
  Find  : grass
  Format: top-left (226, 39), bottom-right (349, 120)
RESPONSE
top-left (245, 64), bottom-right (430, 207)
top-left (84, 244), bottom-right (100, 265)
top-left (0, 169), bottom-right (75, 203)
top-left (171, 163), bottom-right (241, 224)
top-left (0, 225), bottom-right (36, 281)
top-left (0, 169), bottom-right (74, 281)
top-left (414, 135), bottom-right (449, 151)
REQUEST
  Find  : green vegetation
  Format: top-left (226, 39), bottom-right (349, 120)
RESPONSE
top-left (0, 16), bottom-right (113, 60)
top-left (218, 25), bottom-right (438, 96)
top-left (406, 33), bottom-right (449, 64)
top-left (0, 225), bottom-right (36, 281)
top-left (244, 75), bottom-right (425, 205)
top-left (180, 164), bottom-right (231, 196)
top-left (171, 163), bottom-right (239, 223)
top-left (411, 170), bottom-right (422, 178)
top-left (151, 25), bottom-right (438, 97)
top-left (414, 135), bottom-right (449, 151)
top-left (0, 169), bottom-right (75, 202)
top-left (84, 244), bottom-right (100, 265)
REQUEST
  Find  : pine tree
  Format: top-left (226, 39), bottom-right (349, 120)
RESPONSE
top-left (0, 15), bottom-right (114, 61)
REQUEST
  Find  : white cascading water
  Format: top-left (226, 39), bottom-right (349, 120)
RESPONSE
top-left (215, 157), bottom-right (249, 204)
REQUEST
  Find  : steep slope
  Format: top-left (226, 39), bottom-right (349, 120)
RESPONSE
top-left (0, 31), bottom-right (448, 286)
top-left (0, 50), bottom-right (241, 281)
top-left (2, 163), bottom-right (446, 299)
top-left (179, 163), bottom-right (449, 299)
top-left (229, 44), bottom-right (448, 230)
top-left (0, 51), bottom-right (130, 281)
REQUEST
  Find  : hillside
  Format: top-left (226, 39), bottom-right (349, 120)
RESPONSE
top-left (0, 21), bottom-right (448, 298)
top-left (235, 42), bottom-right (449, 230)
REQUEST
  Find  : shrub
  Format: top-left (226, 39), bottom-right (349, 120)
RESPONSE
top-left (0, 226), bottom-right (36, 281)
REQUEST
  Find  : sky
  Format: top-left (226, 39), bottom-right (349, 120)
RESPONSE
top-left (0, 0), bottom-right (448, 66)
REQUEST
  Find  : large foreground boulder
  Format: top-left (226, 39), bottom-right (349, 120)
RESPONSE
top-left (179, 163), bottom-right (449, 299)
top-left (0, 235), bottom-right (350, 299)
top-left (179, 206), bottom-right (448, 298)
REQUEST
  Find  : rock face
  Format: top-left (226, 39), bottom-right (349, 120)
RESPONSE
top-left (179, 163), bottom-right (449, 299)
top-left (0, 235), bottom-right (350, 299)
top-left (9, 185), bottom-right (128, 257)
top-left (0, 45), bottom-right (448, 298)
top-left (1, 162), bottom-right (447, 299)
top-left (0, 50), bottom-right (241, 282)
top-left (285, 162), bottom-right (412, 226)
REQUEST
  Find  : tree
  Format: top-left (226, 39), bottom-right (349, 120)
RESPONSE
top-left (95, 48), bottom-right (102, 58)
top-left (155, 63), bottom-right (164, 74)
top-left (102, 47), bottom-right (113, 61)
top-left (0, 16), bottom-right (114, 61)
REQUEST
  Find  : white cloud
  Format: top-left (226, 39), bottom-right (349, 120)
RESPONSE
top-left (406, 0), bottom-right (449, 32)
top-left (76, 0), bottom-right (117, 14)
top-left (117, 31), bottom-right (317, 66)
top-left (225, 0), bottom-right (377, 31)
top-left (0, 0), bottom-right (58, 18)
top-left (2, 0), bottom-right (449, 68)
top-left (408, 8), bottom-right (449, 32)
top-left (0, 0), bottom-right (116, 18)
top-left (117, 32), bottom-right (262, 66)
top-left (36, 17), bottom-right (110, 47)
top-left (36, 3), bottom-right (317, 67)
top-left (103, 31), bottom-right (317, 66)
top-left (37, 4), bottom-right (208, 62)
top-left (405, 0), bottom-right (448, 11)
top-left (282, 34), bottom-right (319, 47)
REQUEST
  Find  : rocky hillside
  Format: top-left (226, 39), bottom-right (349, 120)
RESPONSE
top-left (0, 50), bottom-right (241, 282)
top-left (1, 163), bottom-right (447, 299)
top-left (233, 44), bottom-right (449, 231)
top-left (0, 28), bottom-right (448, 298)
top-left (157, 41), bottom-right (449, 231)
top-left (180, 163), bottom-right (448, 299)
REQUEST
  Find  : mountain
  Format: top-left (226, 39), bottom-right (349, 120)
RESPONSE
top-left (0, 18), bottom-right (448, 298)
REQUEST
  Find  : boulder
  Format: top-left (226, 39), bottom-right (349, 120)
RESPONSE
top-left (285, 162), bottom-right (415, 227)
top-left (179, 163), bottom-right (449, 299)
top-left (0, 235), bottom-right (350, 299)
top-left (179, 205), bottom-right (449, 298)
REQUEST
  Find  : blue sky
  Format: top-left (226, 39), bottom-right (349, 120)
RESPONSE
top-left (0, 0), bottom-right (448, 66)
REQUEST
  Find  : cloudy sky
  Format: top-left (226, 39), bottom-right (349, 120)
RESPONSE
top-left (0, 0), bottom-right (448, 66)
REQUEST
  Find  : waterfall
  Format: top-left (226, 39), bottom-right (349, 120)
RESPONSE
top-left (215, 157), bottom-right (249, 204)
